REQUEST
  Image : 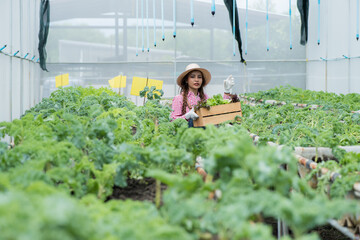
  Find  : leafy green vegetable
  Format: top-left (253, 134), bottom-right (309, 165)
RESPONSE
top-left (1, 86), bottom-right (359, 240)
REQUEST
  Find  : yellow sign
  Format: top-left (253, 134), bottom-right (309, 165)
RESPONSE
top-left (130, 77), bottom-right (163, 96)
top-left (130, 77), bottom-right (148, 96)
top-left (109, 75), bottom-right (126, 88)
top-left (148, 79), bottom-right (163, 91)
top-left (55, 73), bottom-right (69, 88)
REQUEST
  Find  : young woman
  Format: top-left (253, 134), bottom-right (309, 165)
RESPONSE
top-left (170, 63), bottom-right (235, 180)
top-left (170, 63), bottom-right (234, 120)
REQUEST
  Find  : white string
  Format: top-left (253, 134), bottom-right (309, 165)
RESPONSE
top-left (232, 0), bottom-right (235, 56)
top-left (266, 0), bottom-right (269, 51)
top-left (136, 0), bottom-right (139, 56)
top-left (173, 0), bottom-right (176, 38)
top-left (146, 0), bottom-right (150, 52)
top-left (190, 0), bottom-right (194, 26)
top-left (245, 0), bottom-right (248, 55)
top-left (141, 0), bottom-right (144, 52)
top-left (153, 0), bottom-right (156, 47)
top-left (161, 0), bottom-right (165, 40)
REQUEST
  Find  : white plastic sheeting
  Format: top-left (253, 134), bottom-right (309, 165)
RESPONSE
top-left (42, 0), bottom-right (306, 100)
top-left (307, 0), bottom-right (360, 93)
top-left (0, 0), bottom-right (41, 123)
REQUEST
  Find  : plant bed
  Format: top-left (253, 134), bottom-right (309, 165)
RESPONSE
top-left (312, 224), bottom-right (353, 240)
top-left (264, 217), bottom-right (354, 240)
top-left (194, 102), bottom-right (242, 127)
top-left (107, 177), bottom-right (167, 203)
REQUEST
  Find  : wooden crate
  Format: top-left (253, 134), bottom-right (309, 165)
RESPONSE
top-left (194, 102), bottom-right (242, 127)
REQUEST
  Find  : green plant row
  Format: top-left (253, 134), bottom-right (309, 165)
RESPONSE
top-left (241, 101), bottom-right (360, 148)
top-left (239, 87), bottom-right (360, 199)
top-left (244, 86), bottom-right (360, 111)
top-left (0, 86), bottom-right (359, 240)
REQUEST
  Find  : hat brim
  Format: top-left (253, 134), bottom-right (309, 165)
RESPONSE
top-left (176, 68), bottom-right (211, 87)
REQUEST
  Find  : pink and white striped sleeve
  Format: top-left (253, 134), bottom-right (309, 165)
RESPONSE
top-left (170, 95), bottom-right (186, 120)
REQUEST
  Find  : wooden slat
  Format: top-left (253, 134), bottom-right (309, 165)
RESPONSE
top-left (197, 102), bottom-right (242, 117)
top-left (194, 112), bottom-right (241, 126)
top-left (194, 102), bottom-right (242, 127)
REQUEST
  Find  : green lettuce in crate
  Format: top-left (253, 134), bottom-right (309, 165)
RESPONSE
top-left (207, 94), bottom-right (231, 106)
top-left (194, 94), bottom-right (240, 111)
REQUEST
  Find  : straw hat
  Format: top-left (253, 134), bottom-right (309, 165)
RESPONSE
top-left (176, 63), bottom-right (211, 87)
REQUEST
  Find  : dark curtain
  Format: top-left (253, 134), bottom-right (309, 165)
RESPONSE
top-left (297, 0), bottom-right (309, 45)
top-left (223, 0), bottom-right (245, 63)
top-left (38, 0), bottom-right (50, 71)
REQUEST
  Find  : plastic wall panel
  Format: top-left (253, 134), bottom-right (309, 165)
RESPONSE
top-left (29, 1), bottom-right (37, 107)
top-left (22, 62), bottom-right (31, 111)
top-left (11, 58), bottom-right (22, 120)
top-left (21, 0), bottom-right (30, 53)
top-left (11, 0), bottom-right (22, 118)
top-left (0, 0), bottom-right (41, 124)
top-left (349, 1), bottom-right (360, 56)
top-left (306, 61), bottom-right (325, 91)
top-left (307, 0), bottom-right (328, 60)
top-left (0, 0), bottom-right (12, 123)
top-left (21, 0), bottom-right (30, 111)
top-left (0, 56), bottom-right (12, 123)
top-left (11, 0), bottom-right (21, 53)
top-left (34, 67), bottom-right (41, 104)
top-left (327, 1), bottom-right (349, 59)
top-left (324, 2), bottom-right (350, 94)
top-left (349, 0), bottom-right (360, 93)
top-left (0, 0), bottom-right (11, 44)
top-left (350, 58), bottom-right (360, 92)
top-left (327, 61), bottom-right (349, 94)
top-left (307, 0), bottom-right (360, 93)
top-left (34, 0), bottom-right (41, 105)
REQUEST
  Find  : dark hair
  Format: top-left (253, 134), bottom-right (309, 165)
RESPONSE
top-left (179, 71), bottom-right (206, 115)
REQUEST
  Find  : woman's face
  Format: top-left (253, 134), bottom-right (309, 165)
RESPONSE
top-left (186, 70), bottom-right (203, 92)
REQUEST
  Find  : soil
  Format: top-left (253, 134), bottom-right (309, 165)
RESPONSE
top-left (313, 224), bottom-right (352, 240)
top-left (264, 217), bottom-right (352, 240)
top-left (107, 177), bottom-right (167, 203)
top-left (107, 179), bottom-right (354, 240)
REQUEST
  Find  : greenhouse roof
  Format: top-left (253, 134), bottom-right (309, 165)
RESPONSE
top-left (50, 0), bottom-right (287, 30)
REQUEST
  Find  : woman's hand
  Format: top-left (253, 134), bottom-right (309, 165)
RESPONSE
top-left (223, 75), bottom-right (235, 94)
top-left (185, 108), bottom-right (199, 120)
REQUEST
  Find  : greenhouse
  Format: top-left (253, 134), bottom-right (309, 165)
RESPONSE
top-left (0, 0), bottom-right (360, 239)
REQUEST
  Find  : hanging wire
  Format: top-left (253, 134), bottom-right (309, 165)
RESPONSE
top-left (289, 0), bottom-right (292, 50)
top-left (266, 0), bottom-right (269, 51)
top-left (245, 0), bottom-right (248, 55)
top-left (153, 0), bottom-right (157, 47)
top-left (319, 55), bottom-right (360, 61)
top-left (146, 0), bottom-right (150, 52)
top-left (211, 0), bottom-right (215, 15)
top-left (190, 0), bottom-right (194, 26)
top-left (0, 46), bottom-right (37, 63)
top-left (0, 45), bottom-right (7, 51)
top-left (357, 0), bottom-right (359, 40)
top-left (232, 0), bottom-right (236, 56)
top-left (173, 0), bottom-right (176, 38)
top-left (161, 0), bottom-right (165, 40)
top-left (141, 0), bottom-right (145, 52)
top-left (317, 0), bottom-right (320, 45)
top-left (136, 0), bottom-right (139, 56)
